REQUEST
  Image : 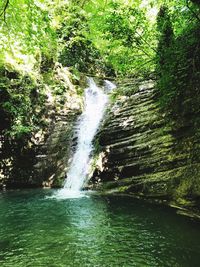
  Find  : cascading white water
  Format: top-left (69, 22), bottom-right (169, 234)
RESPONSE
top-left (63, 77), bottom-right (115, 194)
top-left (104, 80), bottom-right (116, 91)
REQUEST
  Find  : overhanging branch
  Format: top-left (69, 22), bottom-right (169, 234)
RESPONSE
top-left (0, 0), bottom-right (9, 21)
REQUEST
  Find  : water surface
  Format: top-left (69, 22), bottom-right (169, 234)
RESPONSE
top-left (0, 189), bottom-right (199, 267)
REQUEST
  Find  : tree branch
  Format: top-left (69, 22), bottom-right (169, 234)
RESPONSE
top-left (0, 0), bottom-right (9, 22)
top-left (135, 30), bottom-right (157, 53)
top-left (186, 0), bottom-right (200, 22)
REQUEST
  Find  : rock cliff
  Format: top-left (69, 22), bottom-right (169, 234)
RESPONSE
top-left (91, 79), bottom-right (200, 216)
top-left (0, 65), bottom-right (83, 188)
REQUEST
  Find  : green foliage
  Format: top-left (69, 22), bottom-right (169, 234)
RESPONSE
top-left (0, 0), bottom-right (57, 74)
top-left (0, 66), bottom-right (47, 182)
top-left (84, 0), bottom-right (157, 77)
top-left (156, 1), bottom-right (200, 118)
top-left (0, 69), bottom-right (46, 139)
top-left (156, 5), bottom-right (175, 107)
top-left (57, 5), bottom-right (106, 74)
top-left (156, 6), bottom-right (174, 69)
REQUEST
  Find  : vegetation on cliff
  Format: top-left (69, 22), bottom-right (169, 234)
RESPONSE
top-left (156, 1), bottom-right (200, 117)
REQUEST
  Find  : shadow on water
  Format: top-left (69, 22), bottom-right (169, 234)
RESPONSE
top-left (0, 189), bottom-right (200, 267)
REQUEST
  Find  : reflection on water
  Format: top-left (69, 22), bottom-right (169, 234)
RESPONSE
top-left (0, 189), bottom-right (200, 267)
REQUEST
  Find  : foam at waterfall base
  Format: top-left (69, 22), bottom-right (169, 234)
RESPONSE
top-left (47, 189), bottom-right (88, 200)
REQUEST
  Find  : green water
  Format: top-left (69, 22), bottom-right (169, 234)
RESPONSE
top-left (0, 190), bottom-right (199, 267)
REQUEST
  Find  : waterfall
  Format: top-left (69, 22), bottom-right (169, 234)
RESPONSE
top-left (63, 77), bottom-right (115, 194)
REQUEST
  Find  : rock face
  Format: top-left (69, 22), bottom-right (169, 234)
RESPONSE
top-left (33, 111), bottom-right (79, 188)
top-left (91, 79), bottom-right (200, 212)
top-left (0, 65), bottom-right (83, 189)
top-left (33, 69), bottom-right (84, 188)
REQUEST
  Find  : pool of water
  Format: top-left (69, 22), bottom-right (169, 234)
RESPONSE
top-left (0, 189), bottom-right (199, 267)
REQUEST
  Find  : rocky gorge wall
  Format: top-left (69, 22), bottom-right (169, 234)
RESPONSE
top-left (0, 65), bottom-right (83, 189)
top-left (33, 109), bottom-right (80, 188)
top-left (91, 79), bottom-right (200, 217)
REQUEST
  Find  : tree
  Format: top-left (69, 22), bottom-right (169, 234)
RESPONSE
top-left (156, 6), bottom-right (174, 76)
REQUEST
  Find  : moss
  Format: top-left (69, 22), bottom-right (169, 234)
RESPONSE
top-left (174, 164), bottom-right (200, 199)
top-left (117, 185), bottom-right (130, 193)
top-left (174, 198), bottom-right (194, 207)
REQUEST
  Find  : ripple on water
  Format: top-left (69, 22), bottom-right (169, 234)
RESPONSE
top-left (0, 190), bottom-right (200, 267)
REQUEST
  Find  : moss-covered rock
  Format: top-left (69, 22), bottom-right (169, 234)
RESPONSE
top-left (90, 79), bottom-right (200, 215)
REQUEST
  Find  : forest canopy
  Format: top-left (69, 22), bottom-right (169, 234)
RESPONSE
top-left (0, 0), bottom-right (199, 77)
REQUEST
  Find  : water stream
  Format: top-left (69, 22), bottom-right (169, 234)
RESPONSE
top-left (63, 78), bottom-right (115, 194)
